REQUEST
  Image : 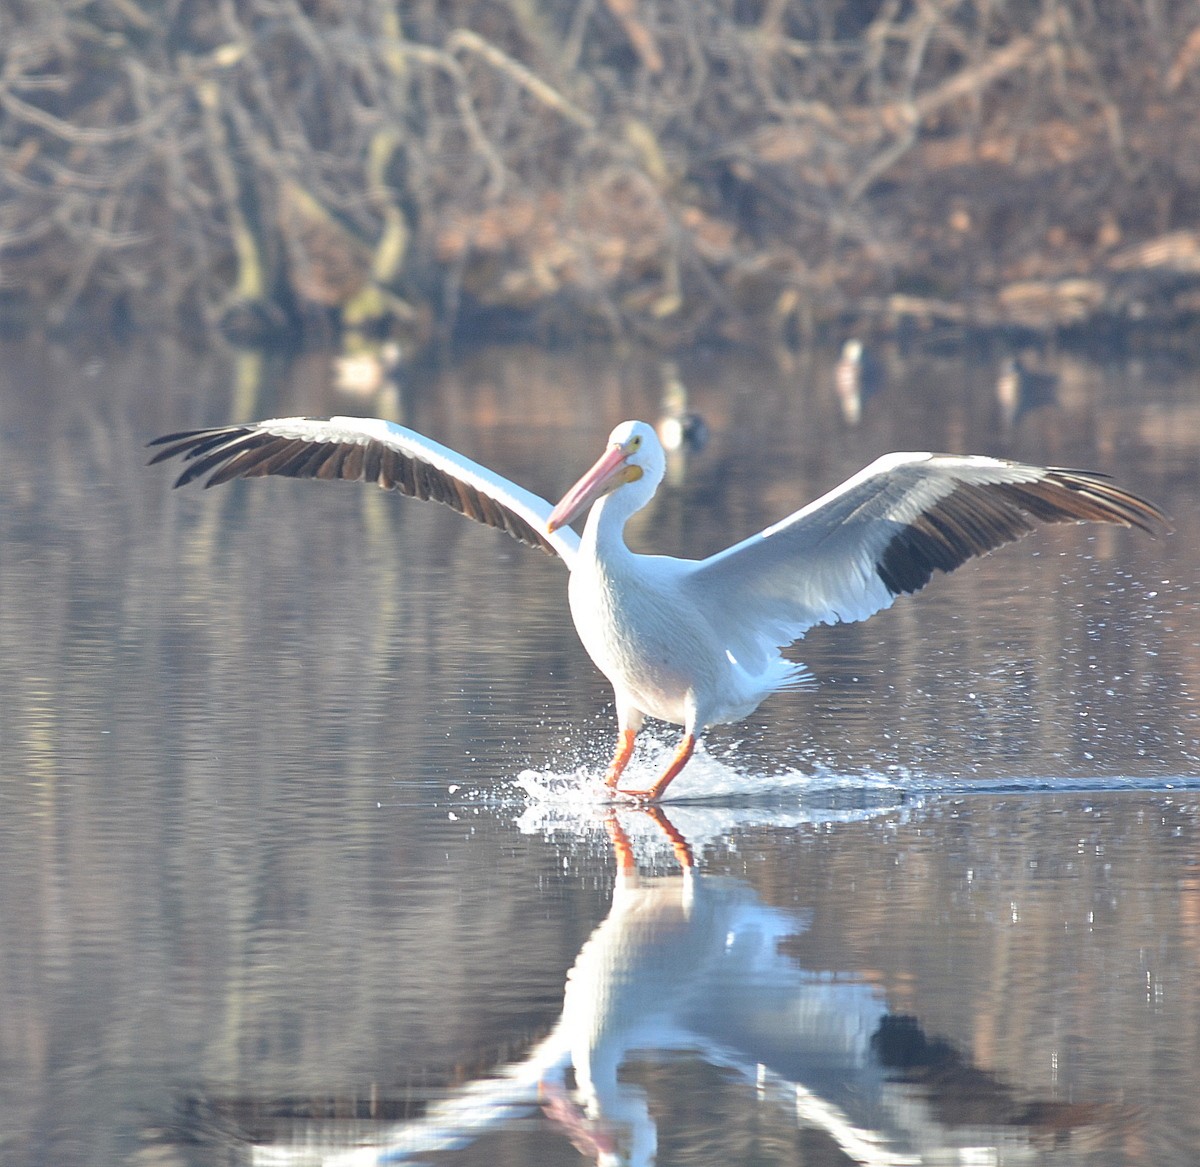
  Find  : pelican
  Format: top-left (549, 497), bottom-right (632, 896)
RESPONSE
top-left (149, 417), bottom-right (1165, 800)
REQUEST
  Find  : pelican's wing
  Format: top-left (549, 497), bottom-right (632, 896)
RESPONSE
top-left (253, 1022), bottom-right (573, 1165)
top-left (685, 452), bottom-right (1165, 671)
top-left (148, 416), bottom-right (579, 564)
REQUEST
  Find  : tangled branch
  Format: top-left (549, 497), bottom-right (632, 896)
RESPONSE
top-left (1, 0), bottom-right (1199, 347)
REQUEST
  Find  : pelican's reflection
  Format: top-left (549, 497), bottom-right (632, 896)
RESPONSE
top-left (255, 810), bottom-right (1107, 1167)
top-left (534, 808), bottom-right (903, 1165)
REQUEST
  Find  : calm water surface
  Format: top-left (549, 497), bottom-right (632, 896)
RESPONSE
top-left (0, 339), bottom-right (1198, 1166)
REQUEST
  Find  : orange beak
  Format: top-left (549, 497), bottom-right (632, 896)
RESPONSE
top-left (547, 442), bottom-right (631, 533)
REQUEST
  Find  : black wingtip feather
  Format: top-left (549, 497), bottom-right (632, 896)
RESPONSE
top-left (875, 468), bottom-right (1167, 598)
top-left (148, 422), bottom-right (561, 556)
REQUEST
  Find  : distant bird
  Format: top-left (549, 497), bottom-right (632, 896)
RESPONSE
top-left (834, 338), bottom-right (886, 425)
top-left (996, 356), bottom-right (1059, 427)
top-left (655, 362), bottom-right (708, 454)
top-left (150, 417), bottom-right (1166, 800)
top-left (333, 340), bottom-right (403, 398)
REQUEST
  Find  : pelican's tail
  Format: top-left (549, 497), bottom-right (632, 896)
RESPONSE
top-left (773, 657), bottom-right (817, 692)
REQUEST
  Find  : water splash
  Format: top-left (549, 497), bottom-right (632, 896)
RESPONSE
top-left (502, 741), bottom-right (909, 862)
top-left (495, 743), bottom-right (1200, 864)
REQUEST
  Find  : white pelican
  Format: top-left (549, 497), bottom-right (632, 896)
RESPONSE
top-left (149, 417), bottom-right (1165, 800)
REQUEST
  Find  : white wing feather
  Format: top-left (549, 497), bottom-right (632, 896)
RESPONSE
top-left (682, 452), bottom-right (1160, 673)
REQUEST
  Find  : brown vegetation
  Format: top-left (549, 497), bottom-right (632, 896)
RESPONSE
top-left (5, 0), bottom-right (1200, 348)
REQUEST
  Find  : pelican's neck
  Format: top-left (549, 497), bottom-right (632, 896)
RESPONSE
top-left (580, 476), bottom-right (658, 567)
top-left (581, 494), bottom-right (629, 564)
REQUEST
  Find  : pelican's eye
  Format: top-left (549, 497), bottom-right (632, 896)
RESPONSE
top-left (627, 434), bottom-right (642, 452)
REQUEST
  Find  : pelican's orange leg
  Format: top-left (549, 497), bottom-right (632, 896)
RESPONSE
top-left (619, 733), bottom-right (696, 802)
top-left (604, 727), bottom-right (638, 789)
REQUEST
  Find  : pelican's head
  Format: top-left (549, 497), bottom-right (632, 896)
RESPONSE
top-left (547, 420), bottom-right (664, 533)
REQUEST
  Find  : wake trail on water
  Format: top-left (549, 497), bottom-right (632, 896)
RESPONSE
top-left (478, 739), bottom-right (1200, 859)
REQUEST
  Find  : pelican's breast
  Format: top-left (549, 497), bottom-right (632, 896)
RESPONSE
top-left (568, 554), bottom-right (718, 725)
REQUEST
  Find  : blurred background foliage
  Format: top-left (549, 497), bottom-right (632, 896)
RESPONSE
top-left (5, 0), bottom-right (1200, 350)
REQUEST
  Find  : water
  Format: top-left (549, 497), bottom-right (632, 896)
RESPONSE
top-left (0, 339), bottom-right (1197, 1165)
